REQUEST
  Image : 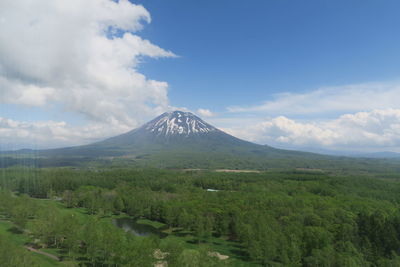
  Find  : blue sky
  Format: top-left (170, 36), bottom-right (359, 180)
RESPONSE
top-left (1, 0), bottom-right (400, 152)
top-left (134, 0), bottom-right (400, 113)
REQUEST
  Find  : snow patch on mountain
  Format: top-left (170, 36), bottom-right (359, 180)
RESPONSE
top-left (143, 111), bottom-right (217, 137)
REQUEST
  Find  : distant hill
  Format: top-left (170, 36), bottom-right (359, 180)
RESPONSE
top-left (2, 111), bottom-right (400, 171)
top-left (354, 151), bottom-right (400, 159)
top-left (287, 147), bottom-right (400, 159)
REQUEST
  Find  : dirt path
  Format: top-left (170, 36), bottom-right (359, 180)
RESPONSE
top-left (26, 246), bottom-right (60, 261)
top-left (208, 251), bottom-right (229, 260)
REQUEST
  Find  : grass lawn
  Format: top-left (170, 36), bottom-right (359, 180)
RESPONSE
top-left (137, 218), bottom-right (166, 229)
top-left (0, 220), bottom-right (29, 245)
top-left (34, 199), bottom-right (88, 220)
top-left (0, 220), bottom-right (62, 267)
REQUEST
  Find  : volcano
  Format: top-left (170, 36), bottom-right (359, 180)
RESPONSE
top-left (7, 111), bottom-right (329, 169)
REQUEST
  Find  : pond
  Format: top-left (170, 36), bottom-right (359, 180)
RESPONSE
top-left (112, 218), bottom-right (167, 238)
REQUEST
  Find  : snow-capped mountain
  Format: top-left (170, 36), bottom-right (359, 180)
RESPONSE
top-left (23, 110), bottom-right (328, 169)
top-left (98, 110), bottom-right (244, 145)
top-left (38, 110), bottom-right (266, 156)
top-left (143, 111), bottom-right (217, 137)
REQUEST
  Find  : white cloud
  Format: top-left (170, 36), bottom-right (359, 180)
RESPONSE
top-left (0, 117), bottom-right (131, 150)
top-left (0, 0), bottom-right (176, 129)
top-left (222, 81), bottom-right (400, 152)
top-left (225, 109), bottom-right (400, 152)
top-left (227, 82), bottom-right (400, 116)
top-left (196, 108), bottom-right (215, 117)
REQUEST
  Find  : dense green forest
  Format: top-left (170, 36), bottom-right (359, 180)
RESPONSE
top-left (2, 150), bottom-right (400, 172)
top-left (2, 167), bottom-right (400, 266)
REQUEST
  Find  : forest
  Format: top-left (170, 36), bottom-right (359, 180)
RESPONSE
top-left (2, 167), bottom-right (400, 266)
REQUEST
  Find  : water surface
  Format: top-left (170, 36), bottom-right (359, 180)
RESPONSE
top-left (113, 218), bottom-right (167, 238)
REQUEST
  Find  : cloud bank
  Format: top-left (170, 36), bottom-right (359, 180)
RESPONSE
top-left (223, 82), bottom-right (400, 152)
top-left (225, 109), bottom-right (400, 152)
top-left (0, 117), bottom-right (131, 150)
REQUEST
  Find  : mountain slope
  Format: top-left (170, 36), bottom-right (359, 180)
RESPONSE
top-left (96, 111), bottom-right (266, 151)
top-left (39, 111), bottom-right (265, 156)
top-left (6, 110), bottom-right (387, 170)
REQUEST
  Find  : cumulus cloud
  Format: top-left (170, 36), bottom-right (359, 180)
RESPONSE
top-left (196, 108), bottom-right (215, 117)
top-left (227, 82), bottom-right (400, 116)
top-left (0, 0), bottom-right (176, 129)
top-left (225, 109), bottom-right (400, 152)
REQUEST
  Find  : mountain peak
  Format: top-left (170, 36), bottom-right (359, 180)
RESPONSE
top-left (142, 110), bottom-right (217, 137)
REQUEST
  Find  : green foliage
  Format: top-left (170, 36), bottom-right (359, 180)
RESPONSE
top-left (2, 167), bottom-right (400, 266)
